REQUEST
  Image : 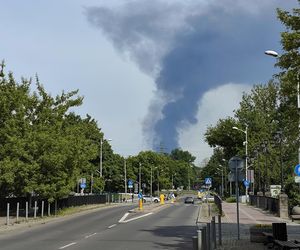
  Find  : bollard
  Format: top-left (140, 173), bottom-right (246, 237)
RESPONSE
top-left (41, 201), bottom-right (44, 217)
top-left (160, 194), bottom-right (165, 205)
top-left (202, 226), bottom-right (207, 250)
top-left (34, 201), bottom-right (37, 219)
top-left (48, 202), bottom-right (51, 216)
top-left (218, 214), bottom-right (222, 246)
top-left (192, 236), bottom-right (198, 250)
top-left (26, 201), bottom-right (28, 221)
top-left (16, 202), bottom-right (19, 223)
top-left (197, 229), bottom-right (202, 250)
top-left (139, 199), bottom-right (143, 210)
top-left (207, 223), bottom-right (211, 250)
top-left (6, 203), bottom-right (10, 225)
top-left (211, 217), bottom-right (216, 249)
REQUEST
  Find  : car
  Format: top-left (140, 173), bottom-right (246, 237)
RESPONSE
top-left (202, 194), bottom-right (214, 202)
top-left (184, 196), bottom-right (194, 204)
top-left (143, 195), bottom-right (160, 203)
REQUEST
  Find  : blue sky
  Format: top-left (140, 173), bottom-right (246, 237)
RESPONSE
top-left (0, 0), bottom-right (297, 164)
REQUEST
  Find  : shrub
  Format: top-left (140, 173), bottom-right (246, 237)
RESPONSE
top-left (225, 197), bottom-right (236, 203)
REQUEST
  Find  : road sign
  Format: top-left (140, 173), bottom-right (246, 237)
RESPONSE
top-left (295, 164), bottom-right (300, 176)
top-left (205, 177), bottom-right (212, 185)
top-left (229, 156), bottom-right (244, 171)
top-left (128, 180), bottom-right (133, 189)
top-left (295, 176), bottom-right (300, 183)
top-left (138, 192), bottom-right (143, 199)
top-left (228, 171), bottom-right (244, 182)
top-left (80, 183), bottom-right (86, 189)
top-left (243, 180), bottom-right (250, 187)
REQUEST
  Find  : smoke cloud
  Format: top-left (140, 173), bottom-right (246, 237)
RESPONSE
top-left (85, 0), bottom-right (295, 152)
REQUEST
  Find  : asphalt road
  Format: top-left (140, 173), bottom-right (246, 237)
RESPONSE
top-left (0, 200), bottom-right (199, 250)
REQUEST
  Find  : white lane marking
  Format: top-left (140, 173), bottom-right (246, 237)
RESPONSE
top-left (121, 212), bottom-right (153, 223)
top-left (119, 212), bottom-right (129, 223)
top-left (59, 242), bottom-right (77, 249)
top-left (108, 224), bottom-right (117, 229)
top-left (85, 233), bottom-right (97, 239)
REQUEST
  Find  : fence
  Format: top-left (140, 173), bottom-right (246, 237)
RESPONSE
top-left (249, 195), bottom-right (279, 215)
top-left (0, 194), bottom-right (121, 225)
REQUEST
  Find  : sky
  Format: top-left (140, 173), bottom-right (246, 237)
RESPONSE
top-left (0, 0), bottom-right (297, 164)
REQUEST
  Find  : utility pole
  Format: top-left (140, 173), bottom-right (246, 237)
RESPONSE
top-left (100, 138), bottom-right (103, 177)
top-left (139, 162), bottom-right (142, 193)
top-left (124, 159), bottom-right (127, 195)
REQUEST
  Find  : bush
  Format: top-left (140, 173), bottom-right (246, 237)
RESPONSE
top-left (226, 197), bottom-right (236, 203)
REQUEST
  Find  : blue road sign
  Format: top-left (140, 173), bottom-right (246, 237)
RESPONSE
top-left (243, 180), bottom-right (250, 187)
top-left (295, 164), bottom-right (300, 176)
top-left (128, 180), bottom-right (133, 188)
top-left (205, 177), bottom-right (212, 185)
top-left (138, 192), bottom-right (143, 199)
top-left (80, 183), bottom-right (86, 189)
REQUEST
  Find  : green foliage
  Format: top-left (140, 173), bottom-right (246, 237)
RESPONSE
top-left (225, 197), bottom-right (236, 203)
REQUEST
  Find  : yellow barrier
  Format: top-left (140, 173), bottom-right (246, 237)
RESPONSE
top-left (139, 199), bottom-right (143, 210)
top-left (160, 194), bottom-right (165, 205)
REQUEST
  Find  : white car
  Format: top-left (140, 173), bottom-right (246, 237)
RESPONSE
top-left (143, 195), bottom-right (160, 203)
top-left (202, 194), bottom-right (214, 202)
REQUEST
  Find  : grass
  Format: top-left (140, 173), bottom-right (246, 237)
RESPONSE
top-left (57, 204), bottom-right (107, 216)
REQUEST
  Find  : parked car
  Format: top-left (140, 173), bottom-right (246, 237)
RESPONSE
top-left (202, 194), bottom-right (214, 202)
top-left (143, 195), bottom-right (160, 203)
top-left (184, 196), bottom-right (194, 204)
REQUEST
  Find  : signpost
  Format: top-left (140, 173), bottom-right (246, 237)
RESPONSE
top-left (128, 180), bottom-right (133, 189)
top-left (243, 180), bottom-right (250, 188)
top-left (228, 156), bottom-right (244, 240)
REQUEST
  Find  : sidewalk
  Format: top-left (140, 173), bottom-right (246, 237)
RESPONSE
top-left (219, 202), bottom-right (300, 249)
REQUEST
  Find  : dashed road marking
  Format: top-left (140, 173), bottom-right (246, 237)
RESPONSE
top-left (59, 242), bottom-right (77, 249)
top-left (85, 233), bottom-right (97, 239)
top-left (108, 224), bottom-right (117, 229)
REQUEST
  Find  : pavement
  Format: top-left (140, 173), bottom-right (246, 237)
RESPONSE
top-left (197, 201), bottom-right (300, 250)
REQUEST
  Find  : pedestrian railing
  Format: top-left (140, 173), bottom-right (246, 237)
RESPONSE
top-left (249, 195), bottom-right (279, 214)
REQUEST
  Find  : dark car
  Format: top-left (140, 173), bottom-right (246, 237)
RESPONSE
top-left (184, 196), bottom-right (194, 204)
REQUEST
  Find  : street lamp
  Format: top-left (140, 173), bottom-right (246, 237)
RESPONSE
top-left (100, 138), bottom-right (112, 177)
top-left (232, 125), bottom-right (248, 197)
top-left (218, 165), bottom-right (224, 197)
top-left (265, 50), bottom-right (300, 192)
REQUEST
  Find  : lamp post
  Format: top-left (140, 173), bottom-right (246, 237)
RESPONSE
top-left (100, 138), bottom-right (112, 177)
top-left (232, 125), bottom-right (248, 197)
top-left (124, 158), bottom-right (127, 196)
top-left (218, 165), bottom-right (224, 197)
top-left (139, 162), bottom-right (142, 193)
top-left (265, 49), bottom-right (299, 192)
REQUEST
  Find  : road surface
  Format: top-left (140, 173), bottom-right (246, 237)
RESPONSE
top-left (0, 200), bottom-right (199, 250)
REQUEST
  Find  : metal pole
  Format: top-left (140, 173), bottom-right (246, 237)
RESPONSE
top-left (221, 168), bottom-right (224, 197)
top-left (197, 229), bottom-right (202, 250)
top-left (139, 162), bottom-right (141, 193)
top-left (26, 201), bottom-right (28, 221)
top-left (124, 159), bottom-right (127, 195)
top-left (157, 170), bottom-right (160, 195)
top-left (206, 223), bottom-right (211, 250)
top-left (41, 201), bottom-right (44, 217)
top-left (151, 166), bottom-right (153, 202)
top-left (16, 202), bottom-right (19, 223)
top-left (235, 160), bottom-right (240, 240)
top-left (48, 202), bottom-right (51, 216)
top-left (218, 214), bottom-right (222, 246)
top-left (212, 217), bottom-right (216, 249)
top-left (298, 74), bottom-right (300, 167)
top-left (202, 226), bottom-right (207, 250)
top-left (100, 138), bottom-right (103, 177)
top-left (91, 173), bottom-right (93, 194)
top-left (245, 125), bottom-right (248, 198)
top-left (34, 201), bottom-right (37, 218)
top-left (6, 203), bottom-right (9, 225)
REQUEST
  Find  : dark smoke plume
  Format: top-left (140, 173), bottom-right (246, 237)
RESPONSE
top-left (85, 0), bottom-right (295, 152)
